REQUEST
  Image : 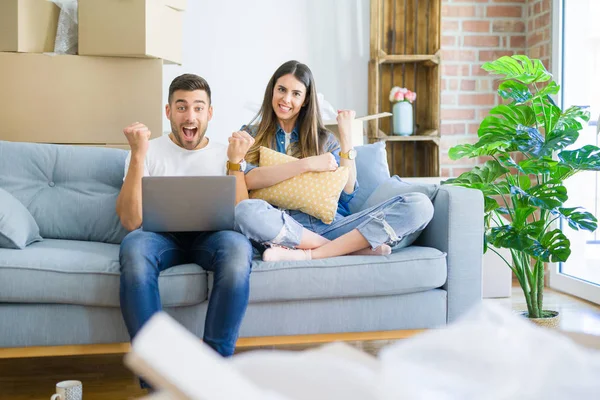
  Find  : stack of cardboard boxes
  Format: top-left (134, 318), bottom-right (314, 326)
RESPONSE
top-left (0, 0), bottom-right (186, 148)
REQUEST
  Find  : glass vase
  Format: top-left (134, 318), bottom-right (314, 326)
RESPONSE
top-left (392, 101), bottom-right (413, 136)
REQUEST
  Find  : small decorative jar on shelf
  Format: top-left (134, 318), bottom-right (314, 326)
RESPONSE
top-left (389, 87), bottom-right (416, 136)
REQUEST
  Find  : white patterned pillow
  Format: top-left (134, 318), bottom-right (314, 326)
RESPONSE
top-left (249, 147), bottom-right (349, 224)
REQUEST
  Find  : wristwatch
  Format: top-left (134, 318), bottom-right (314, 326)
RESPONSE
top-left (227, 159), bottom-right (247, 172)
top-left (339, 148), bottom-right (357, 160)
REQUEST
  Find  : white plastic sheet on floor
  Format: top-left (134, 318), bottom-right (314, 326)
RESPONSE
top-left (129, 303), bottom-right (600, 400)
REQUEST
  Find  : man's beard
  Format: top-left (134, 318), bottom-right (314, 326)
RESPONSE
top-left (171, 124), bottom-right (207, 150)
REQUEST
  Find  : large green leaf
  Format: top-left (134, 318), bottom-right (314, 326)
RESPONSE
top-left (549, 163), bottom-right (574, 181)
top-left (514, 125), bottom-right (545, 156)
top-left (558, 145), bottom-right (600, 171)
top-left (553, 207), bottom-right (598, 232)
top-left (536, 229), bottom-right (571, 262)
top-left (482, 56), bottom-right (552, 84)
top-left (444, 160), bottom-right (509, 190)
top-left (489, 104), bottom-right (536, 127)
top-left (535, 81), bottom-right (560, 98)
top-left (476, 106), bottom-right (543, 158)
top-left (512, 206), bottom-right (537, 228)
top-left (498, 80), bottom-right (532, 104)
top-left (496, 207), bottom-right (511, 215)
top-left (540, 129), bottom-right (579, 156)
top-left (512, 55), bottom-right (553, 83)
top-left (517, 174), bottom-right (532, 190)
top-left (554, 106), bottom-right (589, 132)
top-left (477, 121), bottom-right (517, 143)
top-left (518, 157), bottom-right (559, 175)
top-left (486, 180), bottom-right (511, 196)
top-left (484, 196), bottom-right (500, 213)
top-left (448, 142), bottom-right (508, 160)
top-left (511, 182), bottom-right (568, 210)
top-left (487, 225), bottom-right (538, 254)
top-left (477, 133), bottom-right (519, 154)
top-left (478, 105), bottom-right (536, 142)
top-left (453, 105), bottom-right (541, 160)
top-left (487, 225), bottom-right (550, 261)
top-left (532, 97), bottom-right (561, 135)
top-left (521, 220), bottom-right (546, 239)
top-left (539, 106), bottom-right (590, 155)
top-left (526, 183), bottom-right (568, 209)
top-left (448, 144), bottom-right (476, 160)
top-left (488, 226), bottom-right (571, 263)
top-left (497, 154), bottom-right (521, 172)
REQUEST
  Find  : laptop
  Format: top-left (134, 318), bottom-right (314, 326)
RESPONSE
top-left (142, 176), bottom-right (235, 232)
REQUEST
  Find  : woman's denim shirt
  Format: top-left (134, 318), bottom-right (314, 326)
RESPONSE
top-left (242, 124), bottom-right (359, 217)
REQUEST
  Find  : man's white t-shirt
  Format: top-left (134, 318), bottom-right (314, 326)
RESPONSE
top-left (123, 134), bottom-right (228, 177)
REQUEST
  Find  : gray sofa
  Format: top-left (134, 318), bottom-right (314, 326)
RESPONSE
top-left (0, 140), bottom-right (483, 349)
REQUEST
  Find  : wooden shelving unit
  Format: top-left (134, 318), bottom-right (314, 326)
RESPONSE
top-left (368, 0), bottom-right (442, 177)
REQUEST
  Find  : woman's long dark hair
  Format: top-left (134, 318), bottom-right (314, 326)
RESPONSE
top-left (245, 60), bottom-right (329, 164)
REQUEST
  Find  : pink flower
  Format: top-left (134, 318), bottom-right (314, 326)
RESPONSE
top-left (389, 87), bottom-right (417, 103)
top-left (389, 86), bottom-right (401, 102)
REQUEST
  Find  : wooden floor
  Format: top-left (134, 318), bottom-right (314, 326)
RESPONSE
top-left (2, 287), bottom-right (600, 400)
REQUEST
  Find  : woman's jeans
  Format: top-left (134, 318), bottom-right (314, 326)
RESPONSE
top-left (119, 229), bottom-right (253, 358)
top-left (234, 193), bottom-right (434, 250)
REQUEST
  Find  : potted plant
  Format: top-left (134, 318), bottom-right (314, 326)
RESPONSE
top-left (444, 55), bottom-right (600, 326)
top-left (389, 86), bottom-right (417, 136)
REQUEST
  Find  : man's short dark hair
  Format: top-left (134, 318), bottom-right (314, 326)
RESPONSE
top-left (168, 74), bottom-right (212, 105)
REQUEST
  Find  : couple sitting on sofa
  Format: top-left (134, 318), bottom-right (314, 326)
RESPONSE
top-left (116, 60), bottom-right (434, 383)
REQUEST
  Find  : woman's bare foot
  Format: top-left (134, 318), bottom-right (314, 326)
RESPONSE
top-left (263, 247), bottom-right (312, 262)
top-left (350, 244), bottom-right (392, 256)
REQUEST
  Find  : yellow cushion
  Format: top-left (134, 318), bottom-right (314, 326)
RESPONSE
top-left (249, 147), bottom-right (349, 224)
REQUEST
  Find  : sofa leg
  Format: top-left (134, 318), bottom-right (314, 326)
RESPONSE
top-left (0, 329), bottom-right (427, 359)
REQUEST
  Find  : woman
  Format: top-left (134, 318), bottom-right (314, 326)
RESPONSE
top-left (235, 60), bottom-right (433, 261)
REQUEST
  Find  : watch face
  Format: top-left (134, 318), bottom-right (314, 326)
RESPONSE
top-left (240, 160), bottom-right (247, 171)
top-left (348, 149), bottom-right (357, 159)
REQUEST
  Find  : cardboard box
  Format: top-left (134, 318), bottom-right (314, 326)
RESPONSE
top-left (0, 52), bottom-right (163, 144)
top-left (0, 0), bottom-right (60, 53)
top-left (325, 112), bottom-right (392, 146)
top-left (79, 0), bottom-right (186, 65)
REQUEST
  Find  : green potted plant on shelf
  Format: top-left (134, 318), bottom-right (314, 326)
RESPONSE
top-left (444, 55), bottom-right (600, 325)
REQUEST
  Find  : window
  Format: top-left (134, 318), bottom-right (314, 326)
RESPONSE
top-left (549, 0), bottom-right (600, 304)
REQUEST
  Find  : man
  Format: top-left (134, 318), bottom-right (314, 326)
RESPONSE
top-left (116, 74), bottom-right (255, 387)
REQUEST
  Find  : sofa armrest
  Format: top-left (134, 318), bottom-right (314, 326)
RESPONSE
top-left (416, 185), bottom-right (483, 323)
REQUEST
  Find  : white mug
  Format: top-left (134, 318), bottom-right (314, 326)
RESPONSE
top-left (50, 380), bottom-right (83, 400)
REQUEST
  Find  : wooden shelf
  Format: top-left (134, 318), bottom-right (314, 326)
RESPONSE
top-left (378, 51), bottom-right (440, 67)
top-left (376, 129), bottom-right (440, 145)
top-left (368, 0), bottom-right (441, 177)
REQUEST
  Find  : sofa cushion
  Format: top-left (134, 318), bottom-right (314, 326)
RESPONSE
top-left (361, 175), bottom-right (440, 212)
top-left (0, 187), bottom-right (43, 249)
top-left (0, 141), bottom-right (129, 244)
top-left (347, 141), bottom-right (391, 214)
top-left (0, 239), bottom-right (208, 307)
top-left (209, 246), bottom-right (447, 303)
top-left (1, 240), bottom-right (446, 307)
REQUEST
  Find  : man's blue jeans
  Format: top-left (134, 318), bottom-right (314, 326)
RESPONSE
top-left (119, 229), bottom-right (253, 359)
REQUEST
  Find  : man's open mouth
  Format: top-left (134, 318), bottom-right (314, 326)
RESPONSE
top-left (182, 126), bottom-right (198, 140)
